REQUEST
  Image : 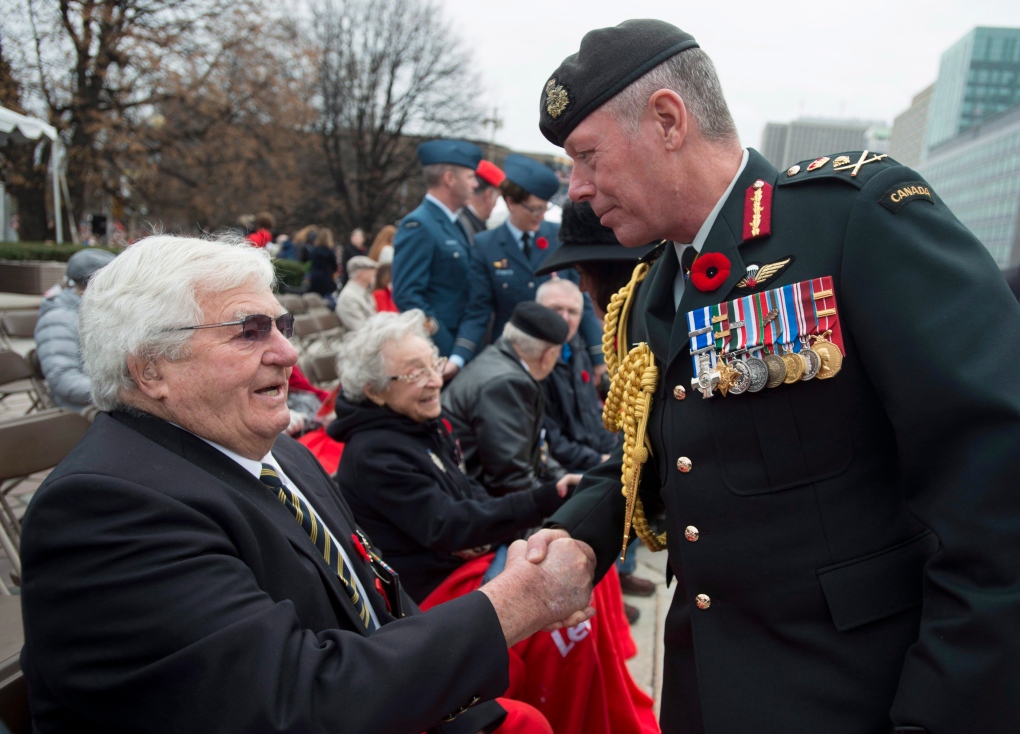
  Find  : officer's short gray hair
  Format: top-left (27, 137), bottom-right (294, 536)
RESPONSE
top-left (423, 163), bottom-right (456, 188)
top-left (603, 48), bottom-right (736, 143)
top-left (536, 278), bottom-right (583, 308)
top-left (503, 321), bottom-right (556, 360)
top-left (337, 309), bottom-right (431, 403)
top-left (80, 235), bottom-right (276, 412)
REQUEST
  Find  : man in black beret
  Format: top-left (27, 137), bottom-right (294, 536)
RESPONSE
top-left (443, 301), bottom-right (581, 498)
top-left (527, 18), bottom-right (1020, 734)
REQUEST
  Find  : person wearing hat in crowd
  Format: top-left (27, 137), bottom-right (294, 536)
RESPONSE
top-left (459, 160), bottom-right (505, 243)
top-left (535, 201), bottom-right (662, 603)
top-left (524, 19), bottom-right (1020, 734)
top-left (334, 255), bottom-right (380, 334)
top-left (442, 301), bottom-right (581, 498)
top-left (447, 154), bottom-right (605, 380)
top-left (393, 139), bottom-right (482, 357)
top-left (34, 248), bottom-right (117, 417)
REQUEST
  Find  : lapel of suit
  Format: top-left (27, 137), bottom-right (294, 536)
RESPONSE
top-left (638, 252), bottom-right (678, 364)
top-left (665, 151), bottom-right (777, 367)
top-left (109, 412), bottom-right (379, 633)
top-left (273, 439), bottom-right (395, 627)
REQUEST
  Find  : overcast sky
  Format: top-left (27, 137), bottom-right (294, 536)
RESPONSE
top-left (439, 0), bottom-right (1020, 157)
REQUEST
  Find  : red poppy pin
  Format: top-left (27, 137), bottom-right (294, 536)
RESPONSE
top-left (690, 252), bottom-right (731, 292)
top-left (581, 370), bottom-right (590, 383)
top-left (536, 237), bottom-right (549, 250)
top-left (441, 418), bottom-right (453, 434)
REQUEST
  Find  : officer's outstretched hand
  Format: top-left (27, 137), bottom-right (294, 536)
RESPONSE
top-left (480, 536), bottom-right (595, 646)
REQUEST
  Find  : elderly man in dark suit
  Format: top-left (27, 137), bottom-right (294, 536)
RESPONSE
top-left (19, 235), bottom-right (596, 734)
top-left (526, 19), bottom-right (1020, 734)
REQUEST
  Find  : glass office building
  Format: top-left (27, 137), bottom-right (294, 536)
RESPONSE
top-left (927, 28), bottom-right (1020, 150)
top-left (920, 104), bottom-right (1020, 268)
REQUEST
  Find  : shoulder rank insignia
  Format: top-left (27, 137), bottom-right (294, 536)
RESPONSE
top-left (807, 156), bottom-right (830, 171)
top-left (735, 257), bottom-right (793, 290)
top-left (402, 220), bottom-right (420, 229)
top-left (879, 181), bottom-right (934, 214)
top-left (742, 179), bottom-right (773, 242)
top-left (832, 150), bottom-right (888, 177)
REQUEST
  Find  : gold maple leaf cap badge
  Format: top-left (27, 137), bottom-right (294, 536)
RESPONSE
top-left (538, 19), bottom-right (699, 148)
top-left (545, 79), bottom-right (570, 119)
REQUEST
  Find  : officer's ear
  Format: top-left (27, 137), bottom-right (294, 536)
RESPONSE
top-left (648, 89), bottom-right (687, 152)
top-left (128, 354), bottom-right (170, 401)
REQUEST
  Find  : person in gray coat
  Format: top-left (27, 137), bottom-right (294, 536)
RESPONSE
top-left (34, 249), bottom-right (116, 414)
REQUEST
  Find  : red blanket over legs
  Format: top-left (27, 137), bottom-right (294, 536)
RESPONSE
top-left (421, 555), bottom-right (659, 734)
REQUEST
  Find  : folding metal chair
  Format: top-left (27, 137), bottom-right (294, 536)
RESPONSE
top-left (308, 352), bottom-right (340, 388)
top-left (0, 409), bottom-right (90, 588)
top-left (301, 292), bottom-right (328, 311)
top-left (0, 352), bottom-right (48, 415)
top-left (280, 294), bottom-right (307, 315)
top-left (24, 350), bottom-right (55, 410)
top-left (0, 311), bottom-right (38, 346)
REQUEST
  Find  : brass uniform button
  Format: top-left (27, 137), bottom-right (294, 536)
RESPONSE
top-left (684, 526), bottom-right (700, 542)
top-left (502, 283), bottom-right (509, 289)
top-left (676, 456), bottom-right (692, 473)
top-left (695, 593), bottom-right (711, 610)
top-left (673, 385), bottom-right (686, 400)
top-left (527, 281), bottom-right (534, 288)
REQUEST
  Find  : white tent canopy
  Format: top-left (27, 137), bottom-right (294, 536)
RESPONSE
top-left (0, 105), bottom-right (73, 243)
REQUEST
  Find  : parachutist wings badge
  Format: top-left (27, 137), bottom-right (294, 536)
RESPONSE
top-left (735, 257), bottom-right (793, 290)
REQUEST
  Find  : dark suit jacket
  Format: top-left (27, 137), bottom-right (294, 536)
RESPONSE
top-left (451, 220), bottom-right (604, 366)
top-left (550, 149), bottom-right (1020, 733)
top-left (393, 198), bottom-right (473, 356)
top-left (20, 411), bottom-right (508, 734)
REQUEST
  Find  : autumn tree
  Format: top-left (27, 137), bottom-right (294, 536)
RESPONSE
top-left (3, 0), bottom-right (270, 235)
top-left (311, 0), bottom-right (484, 233)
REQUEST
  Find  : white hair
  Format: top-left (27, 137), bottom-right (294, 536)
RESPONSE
top-left (337, 309), bottom-right (431, 403)
top-left (80, 235), bottom-right (276, 411)
top-left (603, 48), bottom-right (737, 143)
top-left (535, 277), bottom-right (583, 307)
top-left (502, 321), bottom-right (555, 359)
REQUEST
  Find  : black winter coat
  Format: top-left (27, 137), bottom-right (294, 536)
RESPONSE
top-left (328, 398), bottom-right (564, 601)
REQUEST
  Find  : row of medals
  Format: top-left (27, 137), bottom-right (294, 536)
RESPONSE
top-left (697, 330), bottom-right (844, 397)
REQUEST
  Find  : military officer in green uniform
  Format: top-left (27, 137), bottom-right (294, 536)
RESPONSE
top-left (525, 19), bottom-right (1020, 734)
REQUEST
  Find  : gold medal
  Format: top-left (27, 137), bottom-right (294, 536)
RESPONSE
top-left (763, 353), bottom-right (786, 388)
top-left (781, 352), bottom-right (805, 383)
top-left (811, 332), bottom-right (844, 379)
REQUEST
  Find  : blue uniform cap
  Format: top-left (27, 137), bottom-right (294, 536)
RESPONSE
top-left (502, 154), bottom-right (561, 201)
top-left (417, 139), bottom-right (484, 169)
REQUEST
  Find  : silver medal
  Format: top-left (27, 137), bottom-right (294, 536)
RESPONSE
top-left (728, 359), bottom-right (752, 395)
top-left (745, 356), bottom-right (769, 393)
top-left (799, 347), bottom-right (821, 381)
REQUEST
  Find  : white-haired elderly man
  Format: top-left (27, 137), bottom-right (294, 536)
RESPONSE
top-left (18, 235), bottom-right (596, 734)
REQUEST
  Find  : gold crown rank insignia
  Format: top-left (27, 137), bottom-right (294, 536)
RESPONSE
top-left (545, 79), bottom-right (570, 119)
top-left (735, 257), bottom-right (793, 290)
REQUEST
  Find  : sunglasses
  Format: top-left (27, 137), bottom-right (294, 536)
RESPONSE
top-left (173, 313), bottom-right (295, 341)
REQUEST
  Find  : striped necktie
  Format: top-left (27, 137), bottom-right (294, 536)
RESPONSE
top-left (259, 464), bottom-right (375, 630)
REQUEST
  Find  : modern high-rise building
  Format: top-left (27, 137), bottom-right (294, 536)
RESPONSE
top-left (919, 104), bottom-right (1020, 269)
top-left (889, 84), bottom-right (934, 169)
top-left (759, 118), bottom-right (888, 171)
top-left (926, 27), bottom-right (1020, 150)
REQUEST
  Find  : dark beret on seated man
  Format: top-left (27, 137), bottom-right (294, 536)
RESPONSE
top-left (18, 235), bottom-right (597, 734)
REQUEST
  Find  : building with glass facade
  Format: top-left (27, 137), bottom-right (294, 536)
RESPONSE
top-left (927, 27), bottom-right (1020, 150)
top-left (760, 118), bottom-right (888, 171)
top-left (919, 104), bottom-right (1020, 268)
top-left (890, 84), bottom-right (934, 169)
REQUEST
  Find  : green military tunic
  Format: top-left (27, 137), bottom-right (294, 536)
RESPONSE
top-left (551, 149), bottom-right (1020, 733)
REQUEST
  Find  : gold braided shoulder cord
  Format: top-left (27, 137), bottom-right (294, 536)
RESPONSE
top-left (602, 262), bottom-right (667, 558)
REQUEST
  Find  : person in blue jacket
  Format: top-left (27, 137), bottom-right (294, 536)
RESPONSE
top-left (448, 154), bottom-right (605, 379)
top-left (393, 139), bottom-right (482, 357)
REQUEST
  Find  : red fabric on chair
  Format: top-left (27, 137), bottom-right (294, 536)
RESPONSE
top-left (492, 698), bottom-right (553, 734)
top-left (421, 555), bottom-right (659, 734)
top-left (298, 428), bottom-right (344, 476)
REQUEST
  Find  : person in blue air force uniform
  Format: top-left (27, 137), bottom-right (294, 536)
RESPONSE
top-left (393, 139), bottom-right (482, 357)
top-left (449, 154), bottom-right (605, 378)
top-left (524, 19), bottom-right (1020, 734)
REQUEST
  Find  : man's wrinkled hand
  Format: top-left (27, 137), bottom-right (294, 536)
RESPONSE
top-left (555, 473), bottom-right (582, 498)
top-left (526, 527), bottom-right (571, 563)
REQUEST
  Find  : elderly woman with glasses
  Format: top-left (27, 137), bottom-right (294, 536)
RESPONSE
top-left (327, 309), bottom-right (571, 602)
top-left (327, 310), bottom-right (658, 734)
